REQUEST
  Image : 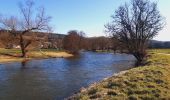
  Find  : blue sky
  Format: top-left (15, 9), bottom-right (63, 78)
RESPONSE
top-left (0, 0), bottom-right (169, 41)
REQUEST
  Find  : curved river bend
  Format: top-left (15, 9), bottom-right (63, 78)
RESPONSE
top-left (0, 52), bottom-right (135, 100)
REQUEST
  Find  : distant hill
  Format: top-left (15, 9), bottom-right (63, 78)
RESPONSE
top-left (149, 40), bottom-right (170, 48)
top-left (0, 30), bottom-right (66, 39)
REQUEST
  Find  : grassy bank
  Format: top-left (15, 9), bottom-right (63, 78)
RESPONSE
top-left (69, 49), bottom-right (170, 100)
top-left (0, 48), bottom-right (73, 63)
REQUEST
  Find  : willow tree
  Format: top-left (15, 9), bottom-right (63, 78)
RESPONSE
top-left (105, 0), bottom-right (164, 64)
top-left (0, 0), bottom-right (51, 57)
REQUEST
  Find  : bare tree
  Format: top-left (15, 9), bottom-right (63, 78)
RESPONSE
top-left (111, 37), bottom-right (120, 53)
top-left (63, 30), bottom-right (85, 54)
top-left (47, 33), bottom-right (64, 49)
top-left (105, 0), bottom-right (164, 64)
top-left (0, 30), bottom-right (17, 48)
top-left (78, 31), bottom-right (86, 50)
top-left (86, 37), bottom-right (112, 52)
top-left (0, 0), bottom-right (51, 57)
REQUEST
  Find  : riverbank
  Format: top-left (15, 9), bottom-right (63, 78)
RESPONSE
top-left (68, 49), bottom-right (170, 100)
top-left (0, 48), bottom-right (73, 63)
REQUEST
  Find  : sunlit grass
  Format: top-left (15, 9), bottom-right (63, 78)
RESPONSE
top-left (148, 49), bottom-right (170, 54)
top-left (69, 49), bottom-right (170, 100)
top-left (0, 48), bottom-right (72, 63)
top-left (0, 48), bottom-right (21, 54)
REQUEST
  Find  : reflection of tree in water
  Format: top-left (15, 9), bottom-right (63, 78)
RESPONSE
top-left (21, 59), bottom-right (29, 69)
top-left (3, 62), bottom-right (55, 100)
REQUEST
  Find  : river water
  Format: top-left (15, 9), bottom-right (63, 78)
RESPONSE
top-left (0, 52), bottom-right (135, 100)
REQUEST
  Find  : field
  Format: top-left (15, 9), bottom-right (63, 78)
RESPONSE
top-left (69, 49), bottom-right (170, 100)
top-left (149, 49), bottom-right (170, 54)
top-left (0, 48), bottom-right (73, 63)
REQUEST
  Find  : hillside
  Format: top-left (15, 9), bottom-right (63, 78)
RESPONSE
top-left (149, 40), bottom-right (170, 48)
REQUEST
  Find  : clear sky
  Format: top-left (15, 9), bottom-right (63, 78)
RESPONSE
top-left (0, 0), bottom-right (169, 41)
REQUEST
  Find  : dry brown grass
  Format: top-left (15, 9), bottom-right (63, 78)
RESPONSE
top-left (0, 48), bottom-right (73, 63)
top-left (28, 51), bottom-right (73, 58)
top-left (0, 55), bottom-right (24, 63)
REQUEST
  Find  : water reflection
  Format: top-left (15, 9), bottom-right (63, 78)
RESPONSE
top-left (0, 52), bottom-right (135, 100)
top-left (20, 60), bottom-right (29, 69)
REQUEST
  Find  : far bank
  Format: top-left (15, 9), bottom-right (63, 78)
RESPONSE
top-left (0, 48), bottom-right (73, 63)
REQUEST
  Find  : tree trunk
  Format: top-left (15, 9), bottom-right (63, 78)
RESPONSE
top-left (113, 48), bottom-right (116, 54)
top-left (21, 46), bottom-right (26, 57)
top-left (20, 35), bottom-right (26, 57)
top-left (133, 52), bottom-right (145, 66)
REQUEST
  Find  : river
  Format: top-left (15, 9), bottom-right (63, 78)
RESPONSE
top-left (0, 52), bottom-right (135, 100)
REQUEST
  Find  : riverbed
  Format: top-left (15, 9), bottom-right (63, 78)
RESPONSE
top-left (0, 52), bottom-right (135, 100)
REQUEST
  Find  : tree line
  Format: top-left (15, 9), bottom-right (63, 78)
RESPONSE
top-left (0, 29), bottom-right (123, 54)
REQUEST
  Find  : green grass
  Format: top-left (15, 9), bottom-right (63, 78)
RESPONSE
top-left (0, 48), bottom-right (21, 54)
top-left (69, 49), bottom-right (170, 100)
